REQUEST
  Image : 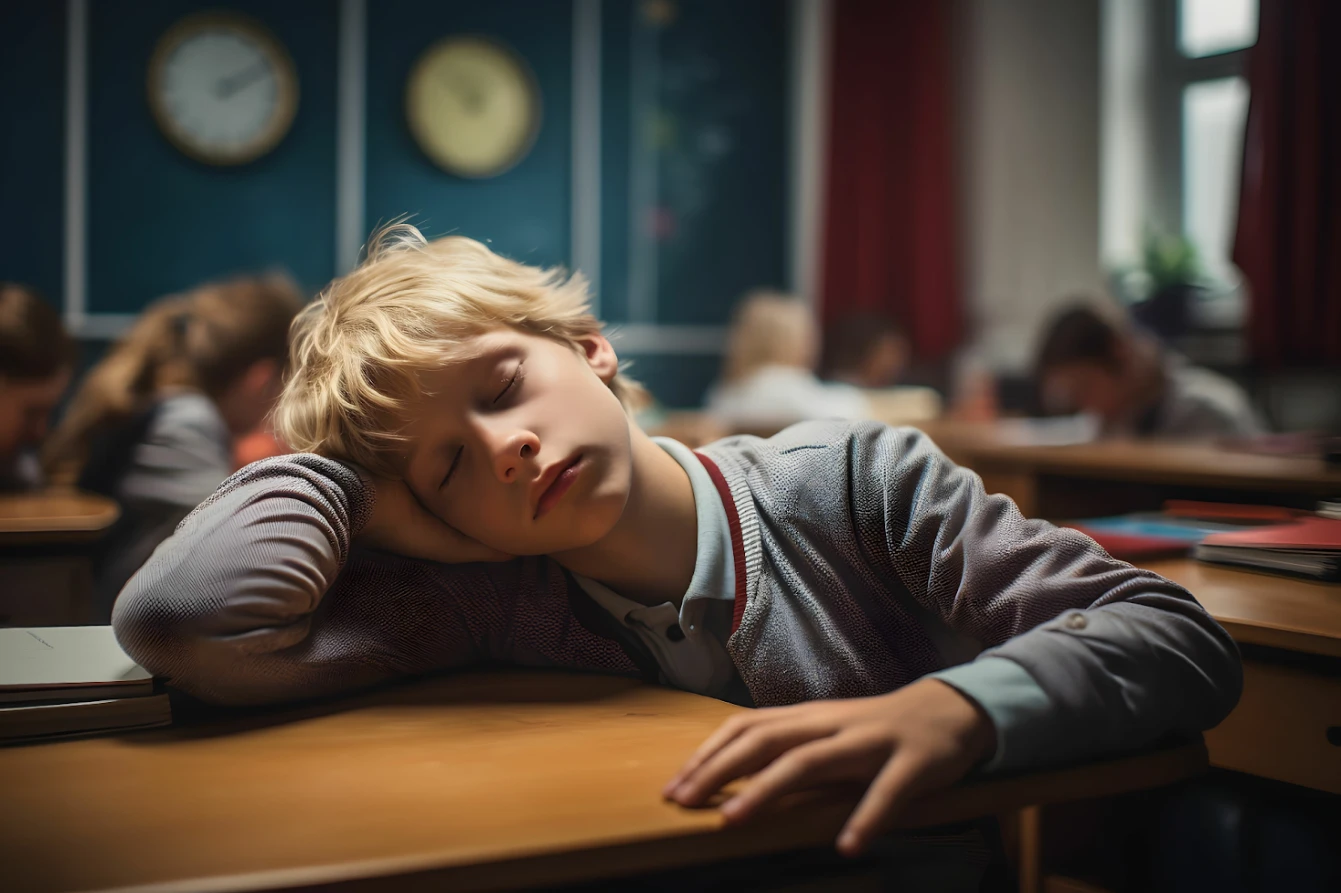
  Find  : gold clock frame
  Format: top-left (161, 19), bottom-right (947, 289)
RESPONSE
top-left (404, 35), bottom-right (543, 179)
top-left (147, 12), bottom-right (299, 166)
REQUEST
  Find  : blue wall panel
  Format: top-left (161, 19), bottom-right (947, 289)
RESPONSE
top-left (648, 0), bottom-right (789, 326)
top-left (597, 0), bottom-right (633, 324)
top-left (364, 0), bottom-right (573, 270)
top-left (86, 0), bottom-right (339, 313)
top-left (12, 1), bottom-right (790, 409)
top-left (0, 4), bottom-right (67, 302)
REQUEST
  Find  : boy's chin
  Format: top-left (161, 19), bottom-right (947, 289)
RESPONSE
top-left (529, 504), bottom-right (626, 556)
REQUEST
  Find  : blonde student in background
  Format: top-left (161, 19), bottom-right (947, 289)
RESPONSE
top-left (0, 284), bottom-right (77, 490)
top-left (115, 227), bottom-right (1241, 886)
top-left (704, 290), bottom-right (870, 431)
top-left (44, 275), bottom-right (301, 620)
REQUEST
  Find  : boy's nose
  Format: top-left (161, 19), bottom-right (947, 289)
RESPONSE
top-left (492, 430), bottom-right (540, 483)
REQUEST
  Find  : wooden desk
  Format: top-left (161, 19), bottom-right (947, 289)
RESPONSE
top-left (0, 490), bottom-right (119, 544)
top-left (1022, 560), bottom-right (1341, 893)
top-left (1137, 559), bottom-right (1341, 796)
top-left (0, 490), bottom-right (119, 626)
top-left (1143, 558), bottom-right (1341, 659)
top-left (918, 421), bottom-right (1341, 517)
top-left (0, 672), bottom-right (1207, 893)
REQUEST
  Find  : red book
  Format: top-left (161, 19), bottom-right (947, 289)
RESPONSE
top-left (1198, 516), bottom-right (1341, 550)
top-left (1195, 516), bottom-right (1341, 581)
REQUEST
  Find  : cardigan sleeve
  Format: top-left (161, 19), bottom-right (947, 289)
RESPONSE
top-left (856, 424), bottom-right (1242, 771)
top-left (111, 454), bottom-right (476, 705)
top-left (112, 454), bottom-right (640, 706)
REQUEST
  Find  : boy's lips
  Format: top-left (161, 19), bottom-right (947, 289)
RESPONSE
top-left (533, 454), bottom-right (584, 519)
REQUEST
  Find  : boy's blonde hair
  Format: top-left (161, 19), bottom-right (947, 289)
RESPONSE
top-left (275, 224), bottom-right (640, 477)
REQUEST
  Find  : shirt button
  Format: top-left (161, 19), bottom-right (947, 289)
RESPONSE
top-left (666, 624), bottom-right (685, 642)
top-left (1064, 613), bottom-right (1087, 630)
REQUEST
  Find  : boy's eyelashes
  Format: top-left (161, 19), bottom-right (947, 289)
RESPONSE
top-left (493, 363), bottom-right (523, 404)
top-left (440, 446), bottom-right (463, 490)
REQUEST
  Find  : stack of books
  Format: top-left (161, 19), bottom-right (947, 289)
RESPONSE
top-left (1195, 515), bottom-right (1341, 582)
top-left (0, 626), bottom-right (171, 743)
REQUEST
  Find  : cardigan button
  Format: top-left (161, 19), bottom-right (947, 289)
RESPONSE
top-left (666, 624), bottom-right (685, 642)
top-left (1064, 613), bottom-right (1087, 630)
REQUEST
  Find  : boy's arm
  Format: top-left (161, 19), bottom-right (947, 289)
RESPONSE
top-left (863, 425), bottom-right (1243, 772)
top-left (111, 454), bottom-right (481, 705)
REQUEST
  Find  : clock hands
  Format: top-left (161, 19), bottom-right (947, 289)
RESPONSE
top-left (439, 69), bottom-right (487, 114)
top-left (215, 62), bottom-right (270, 100)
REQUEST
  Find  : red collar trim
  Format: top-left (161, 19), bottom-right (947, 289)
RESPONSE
top-left (694, 451), bottom-right (748, 635)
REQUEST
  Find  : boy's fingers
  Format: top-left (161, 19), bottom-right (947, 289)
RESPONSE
top-left (836, 751), bottom-right (926, 857)
top-left (668, 721), bottom-right (832, 806)
top-left (719, 734), bottom-right (884, 823)
top-left (664, 712), bottom-right (760, 794)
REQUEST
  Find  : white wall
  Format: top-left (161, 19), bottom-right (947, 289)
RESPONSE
top-left (956, 0), bottom-right (1104, 373)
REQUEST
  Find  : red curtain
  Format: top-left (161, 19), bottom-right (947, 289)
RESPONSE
top-left (1233, 0), bottom-right (1341, 367)
top-left (820, 0), bottom-right (962, 361)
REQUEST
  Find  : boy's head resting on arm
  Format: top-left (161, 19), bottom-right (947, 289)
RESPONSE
top-left (275, 224), bottom-right (650, 557)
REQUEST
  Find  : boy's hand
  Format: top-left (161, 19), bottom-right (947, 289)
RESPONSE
top-left (359, 475), bottom-right (514, 564)
top-left (662, 679), bottom-right (996, 856)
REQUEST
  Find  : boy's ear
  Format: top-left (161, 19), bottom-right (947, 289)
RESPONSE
top-left (577, 334), bottom-right (620, 384)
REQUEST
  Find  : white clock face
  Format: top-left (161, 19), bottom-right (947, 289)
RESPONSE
top-left (149, 18), bottom-right (297, 165)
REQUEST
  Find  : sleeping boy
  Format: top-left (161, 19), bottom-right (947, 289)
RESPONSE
top-left (115, 226), bottom-right (1241, 861)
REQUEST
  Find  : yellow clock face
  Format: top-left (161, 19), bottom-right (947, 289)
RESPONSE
top-left (405, 37), bottom-right (541, 178)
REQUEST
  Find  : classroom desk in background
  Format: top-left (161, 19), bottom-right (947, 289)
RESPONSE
top-left (916, 420), bottom-right (1341, 518)
top-left (0, 671), bottom-right (1209, 893)
top-left (1141, 559), bottom-right (1341, 797)
top-left (0, 490), bottom-right (119, 627)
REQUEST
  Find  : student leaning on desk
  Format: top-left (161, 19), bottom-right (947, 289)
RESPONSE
top-left (0, 283), bottom-right (76, 491)
top-left (113, 226), bottom-right (1242, 869)
top-left (1035, 303), bottom-right (1264, 439)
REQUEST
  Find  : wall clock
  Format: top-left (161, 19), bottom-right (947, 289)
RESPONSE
top-left (405, 36), bottom-right (541, 178)
top-left (148, 13), bottom-right (299, 166)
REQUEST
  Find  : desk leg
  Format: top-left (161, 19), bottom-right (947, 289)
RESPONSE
top-left (1017, 804), bottom-right (1042, 893)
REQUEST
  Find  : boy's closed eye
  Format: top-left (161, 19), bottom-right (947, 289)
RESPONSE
top-left (494, 363), bottom-right (523, 404)
top-left (440, 362), bottom-right (525, 491)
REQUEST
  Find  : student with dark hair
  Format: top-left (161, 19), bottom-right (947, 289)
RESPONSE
top-left (44, 274), bottom-right (302, 618)
top-left (0, 283), bottom-right (77, 489)
top-left (1035, 303), bottom-right (1263, 439)
top-left (821, 311), bottom-right (909, 390)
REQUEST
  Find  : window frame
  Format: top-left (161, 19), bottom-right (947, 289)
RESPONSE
top-left (1149, 0), bottom-right (1254, 245)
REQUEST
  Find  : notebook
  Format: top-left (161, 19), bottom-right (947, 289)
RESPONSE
top-left (0, 626), bottom-right (154, 705)
top-left (1069, 513), bottom-right (1254, 561)
top-left (1194, 516), bottom-right (1341, 582)
top-left (0, 694), bottom-right (171, 742)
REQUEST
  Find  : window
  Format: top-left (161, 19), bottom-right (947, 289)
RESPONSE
top-left (1182, 76), bottom-right (1250, 284)
top-left (1167, 0), bottom-right (1258, 287)
top-left (1179, 0), bottom-right (1259, 58)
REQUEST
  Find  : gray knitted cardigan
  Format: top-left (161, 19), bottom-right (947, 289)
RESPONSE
top-left (113, 422), bottom-right (1241, 772)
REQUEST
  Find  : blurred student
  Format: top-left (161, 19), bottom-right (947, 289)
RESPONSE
top-left (1035, 303), bottom-right (1263, 439)
top-left (823, 311), bottom-right (944, 425)
top-left (0, 284), bottom-right (76, 490)
top-left (44, 275), bottom-right (301, 618)
top-left (705, 291), bottom-right (868, 430)
top-left (821, 311), bottom-right (909, 389)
